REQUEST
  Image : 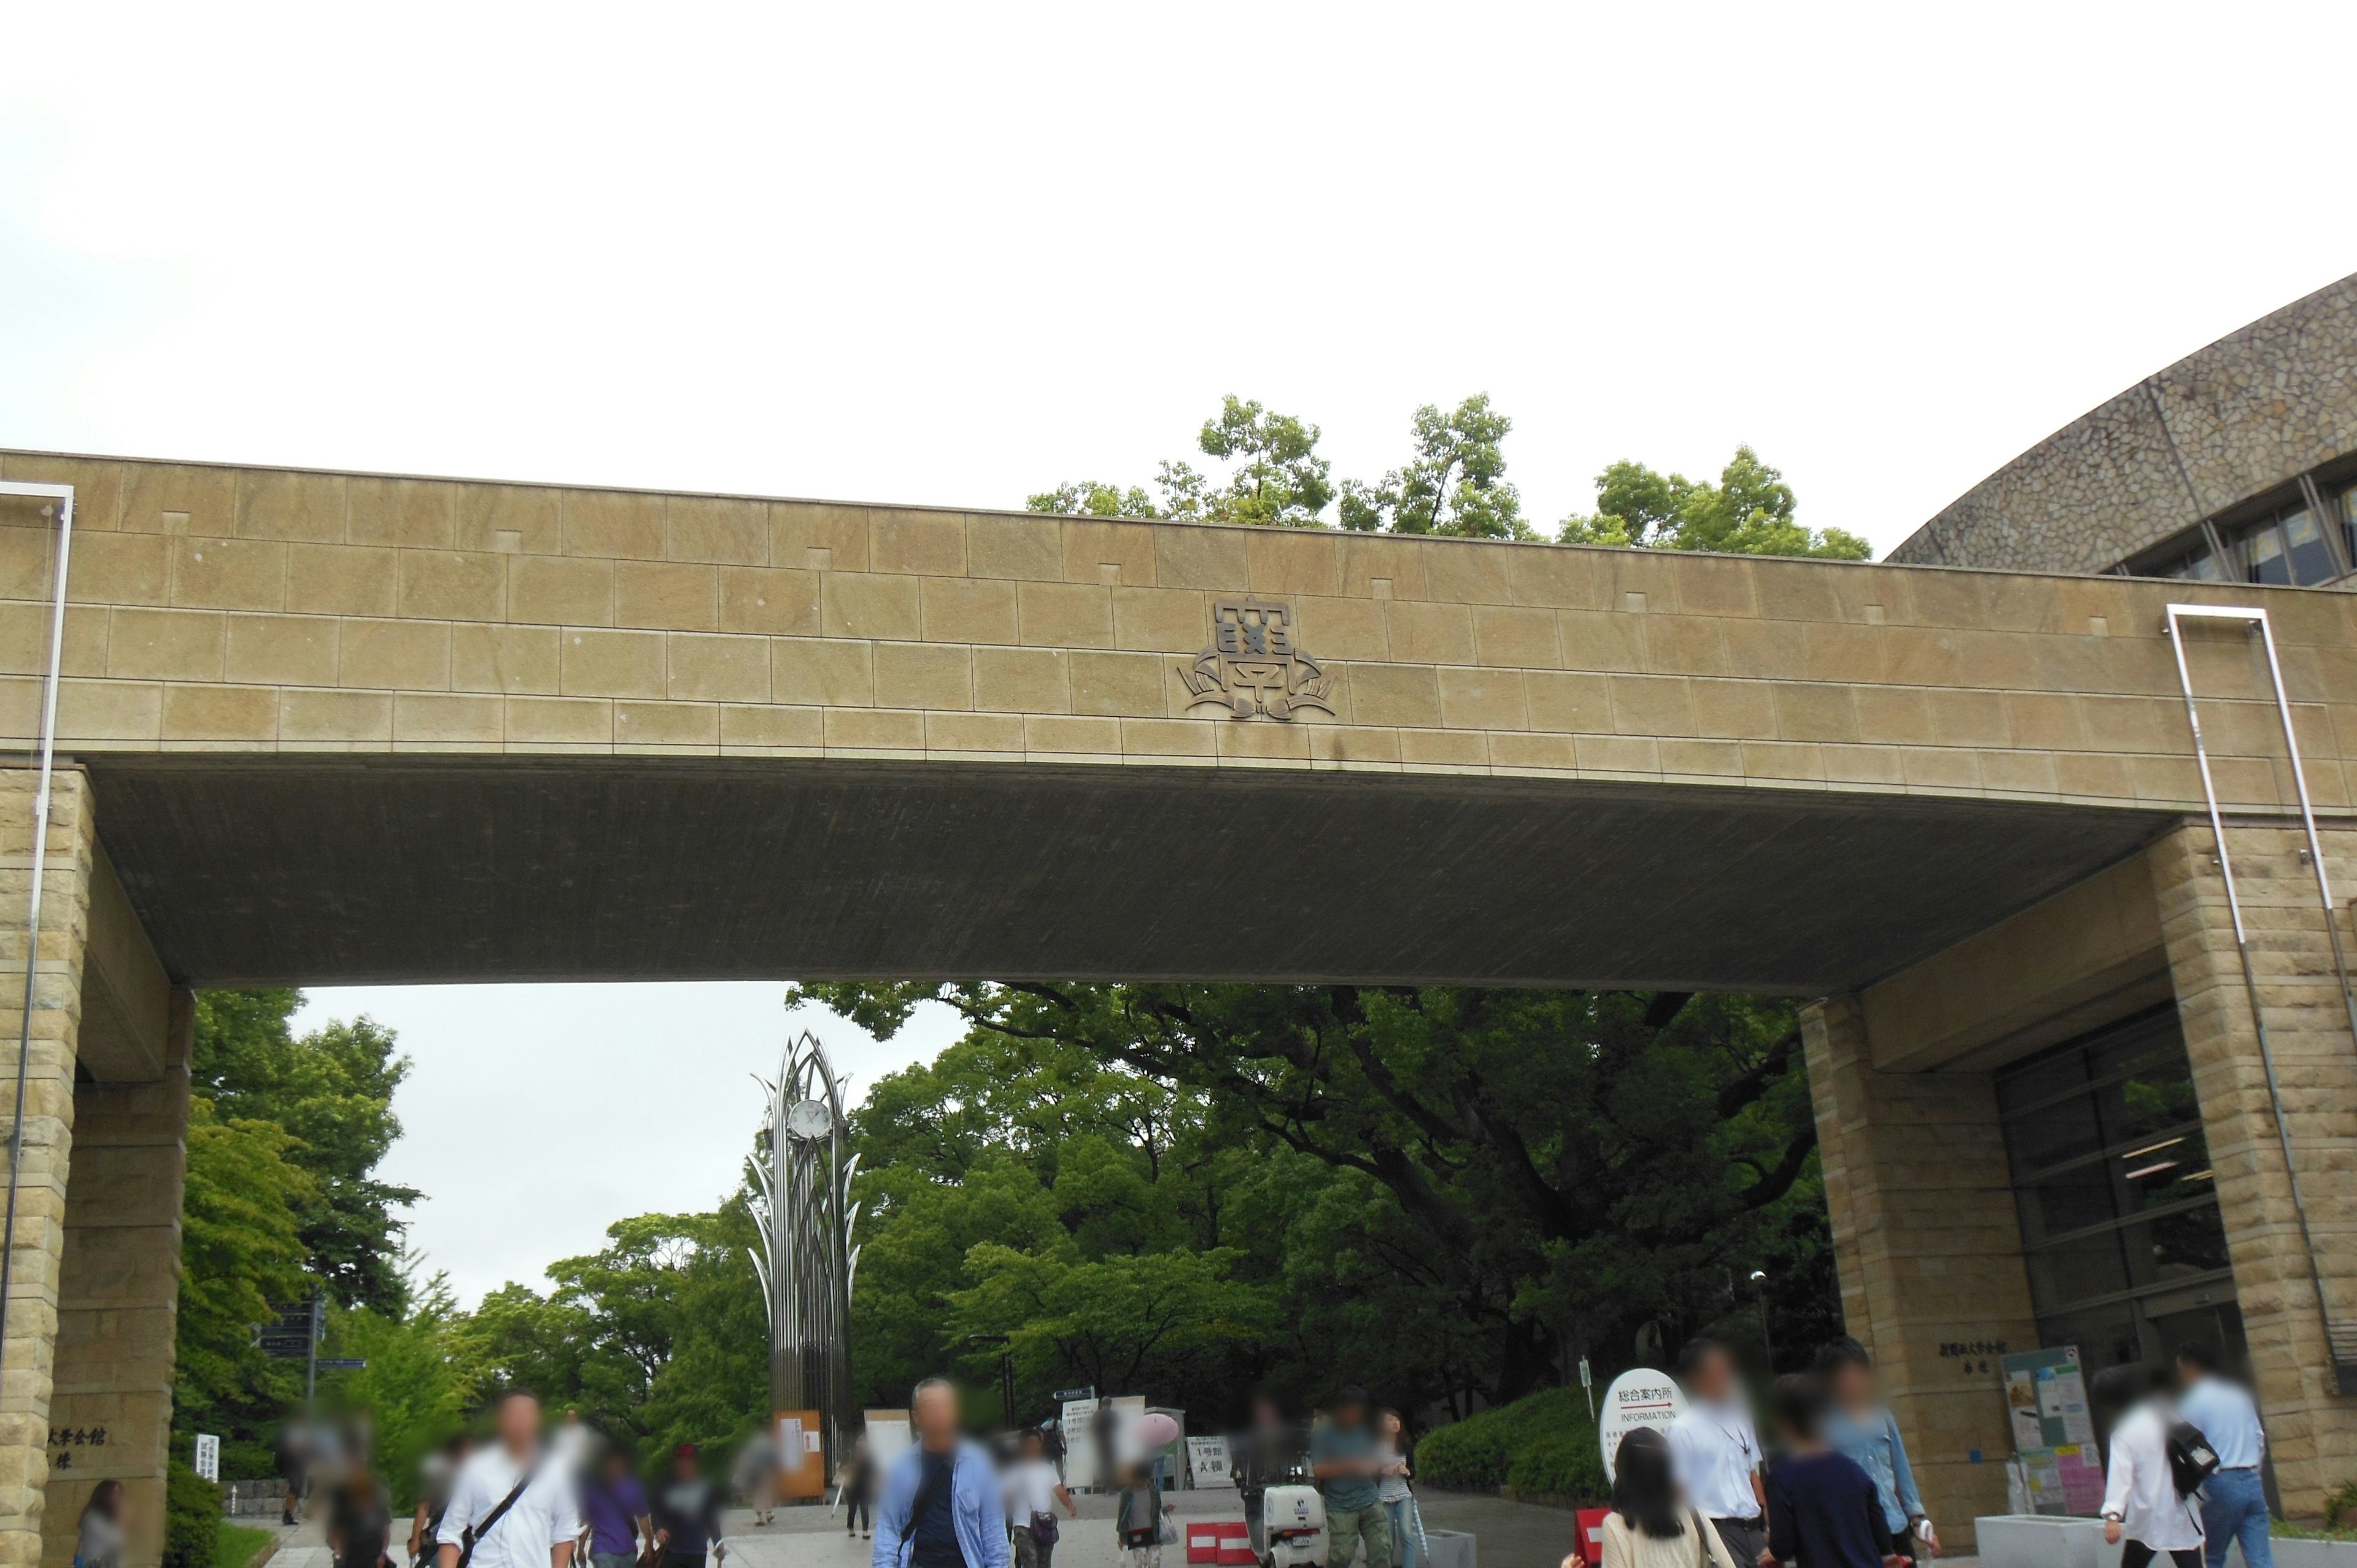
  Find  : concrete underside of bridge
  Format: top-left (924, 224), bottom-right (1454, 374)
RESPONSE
top-left (86, 754), bottom-right (2171, 991)
top-left (0, 449), bottom-right (2353, 1566)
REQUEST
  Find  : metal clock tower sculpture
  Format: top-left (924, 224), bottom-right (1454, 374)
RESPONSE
top-left (749, 1028), bottom-right (860, 1479)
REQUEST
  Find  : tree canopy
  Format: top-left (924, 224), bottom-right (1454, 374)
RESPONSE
top-left (1029, 398), bottom-right (1867, 560)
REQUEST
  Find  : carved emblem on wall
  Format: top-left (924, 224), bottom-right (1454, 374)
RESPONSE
top-left (1180, 597), bottom-right (1335, 720)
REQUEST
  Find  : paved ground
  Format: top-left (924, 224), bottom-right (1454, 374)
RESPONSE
top-left (253, 1491), bottom-right (1986, 1568)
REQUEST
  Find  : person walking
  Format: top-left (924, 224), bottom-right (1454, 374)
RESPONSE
top-left (1309, 1389), bottom-right (1393, 1568)
top-left (2096, 1364), bottom-right (2206, 1568)
top-left (732, 1428), bottom-right (779, 1529)
top-left (1002, 1430), bottom-right (1075, 1568)
top-left (651, 1445), bottom-right (727, 1568)
top-left (1667, 1340), bottom-right (1770, 1567)
top-left (1112, 1462), bottom-right (1174, 1568)
top-left (843, 1432), bottom-right (878, 1542)
top-left (413, 1435), bottom-right (475, 1567)
top-left (1376, 1410), bottom-right (1429, 1568)
top-left (2176, 1343), bottom-right (2271, 1568)
top-left (579, 1445), bottom-right (655, 1568)
top-left (1239, 1395), bottom-right (1296, 1551)
top-left (433, 1388), bottom-right (582, 1568)
top-left (1576, 1429), bottom-right (1735, 1568)
top-left (1760, 1375), bottom-right (1887, 1568)
top-left (74, 1480), bottom-right (126, 1568)
top-left (871, 1377), bottom-right (1009, 1568)
top-left (1814, 1339), bottom-right (1938, 1561)
top-left (327, 1463), bottom-right (395, 1568)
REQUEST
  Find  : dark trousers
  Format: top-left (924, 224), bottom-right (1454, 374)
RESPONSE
top-left (1708, 1517), bottom-right (1766, 1566)
top-left (2121, 1546), bottom-right (2202, 1568)
top-left (847, 1496), bottom-right (872, 1532)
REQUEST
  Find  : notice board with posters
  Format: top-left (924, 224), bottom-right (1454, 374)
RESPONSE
top-left (2001, 1346), bottom-right (2102, 1516)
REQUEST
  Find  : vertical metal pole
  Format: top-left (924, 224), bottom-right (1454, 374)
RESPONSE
top-left (2164, 603), bottom-right (2353, 1383)
top-left (0, 482), bottom-right (75, 1392)
top-left (304, 1292), bottom-right (320, 1410)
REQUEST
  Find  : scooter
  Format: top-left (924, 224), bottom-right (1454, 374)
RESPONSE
top-left (1258, 1483), bottom-right (1328, 1567)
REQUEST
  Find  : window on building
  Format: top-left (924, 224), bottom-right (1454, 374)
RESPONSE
top-left (2221, 501), bottom-right (2339, 586)
top-left (2140, 536), bottom-right (2227, 582)
top-left (1994, 1007), bottom-right (2242, 1374)
top-left (2337, 479), bottom-right (2357, 569)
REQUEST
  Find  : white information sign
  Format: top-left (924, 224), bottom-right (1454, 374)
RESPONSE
top-left (193, 1433), bottom-right (220, 1483)
top-left (1185, 1436), bottom-right (1234, 1489)
top-left (864, 1410), bottom-right (913, 1470)
top-left (1597, 1367), bottom-right (1685, 1482)
top-left (1061, 1398), bottom-right (1102, 1491)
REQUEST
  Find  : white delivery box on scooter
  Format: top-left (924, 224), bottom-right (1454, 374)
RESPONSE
top-left (1260, 1483), bottom-right (1327, 1567)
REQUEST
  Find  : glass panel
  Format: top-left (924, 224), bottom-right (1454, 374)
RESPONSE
top-left (2282, 507), bottom-right (2336, 584)
top-left (2133, 1203), bottom-right (2232, 1284)
top-left (2097, 1048), bottom-right (2200, 1146)
top-left (2019, 1161), bottom-right (2122, 1241)
top-left (2146, 543), bottom-right (2224, 581)
top-left (1998, 1051), bottom-right (2091, 1116)
top-left (2035, 1301), bottom-right (2144, 1372)
top-left (2340, 484), bottom-right (2357, 568)
top-left (2244, 517), bottom-right (2292, 584)
top-left (2007, 1092), bottom-right (2106, 1171)
top-left (2113, 1135), bottom-right (2215, 1216)
top-left (2026, 1228), bottom-right (2132, 1305)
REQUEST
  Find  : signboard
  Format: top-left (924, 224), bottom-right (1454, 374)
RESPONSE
top-left (1052, 1386), bottom-right (1096, 1404)
top-left (193, 1434), bottom-right (220, 1483)
top-left (865, 1410), bottom-right (913, 1472)
top-left (1598, 1368), bottom-right (1685, 1482)
top-left (2002, 1347), bottom-right (2099, 1516)
top-left (253, 1300), bottom-right (319, 1361)
top-left (314, 1358), bottom-right (368, 1372)
top-left (1185, 1437), bottom-right (1234, 1489)
top-left (1060, 1398), bottom-right (1102, 1491)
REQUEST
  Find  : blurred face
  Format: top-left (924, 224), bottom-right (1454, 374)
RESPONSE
top-left (1687, 1350), bottom-right (1734, 1404)
top-left (1334, 1401), bottom-right (1366, 1431)
top-left (673, 1450), bottom-right (699, 1480)
top-left (1021, 1435), bottom-right (1043, 1461)
top-left (1380, 1413), bottom-right (1401, 1440)
top-left (915, 1383), bottom-right (960, 1448)
top-left (1828, 1361), bottom-right (1873, 1412)
top-left (496, 1393), bottom-right (541, 1451)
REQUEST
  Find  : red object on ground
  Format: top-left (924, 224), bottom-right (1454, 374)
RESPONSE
top-left (1572, 1508), bottom-right (1611, 1566)
top-left (1215, 1521), bottom-right (1256, 1566)
top-left (1186, 1524), bottom-right (1225, 1565)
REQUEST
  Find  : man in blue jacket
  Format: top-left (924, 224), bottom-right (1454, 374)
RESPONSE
top-left (873, 1379), bottom-right (1008, 1568)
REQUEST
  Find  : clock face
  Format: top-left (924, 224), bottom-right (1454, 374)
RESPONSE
top-left (784, 1099), bottom-right (834, 1141)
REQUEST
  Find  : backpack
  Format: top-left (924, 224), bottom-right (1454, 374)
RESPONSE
top-left (2165, 1420), bottom-right (2220, 1498)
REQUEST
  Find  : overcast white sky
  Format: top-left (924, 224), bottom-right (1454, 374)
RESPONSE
top-left (10, 2), bottom-right (2357, 1300)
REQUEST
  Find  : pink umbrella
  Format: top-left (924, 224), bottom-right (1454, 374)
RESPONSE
top-left (1133, 1412), bottom-right (1180, 1450)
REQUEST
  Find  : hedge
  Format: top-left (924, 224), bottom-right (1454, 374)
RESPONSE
top-left (1414, 1387), bottom-right (1606, 1504)
top-left (163, 1459), bottom-right (221, 1568)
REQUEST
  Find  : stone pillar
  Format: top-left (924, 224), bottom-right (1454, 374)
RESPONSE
top-left (0, 769), bottom-right (98, 1568)
top-left (2149, 819), bottom-right (2357, 1514)
top-left (41, 990), bottom-right (191, 1568)
top-left (1804, 995), bottom-right (2041, 1551)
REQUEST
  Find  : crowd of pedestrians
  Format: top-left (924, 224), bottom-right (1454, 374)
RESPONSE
top-left (1572, 1332), bottom-right (2272, 1568)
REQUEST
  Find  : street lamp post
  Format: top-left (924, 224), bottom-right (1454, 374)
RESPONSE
top-left (1749, 1269), bottom-right (1775, 1373)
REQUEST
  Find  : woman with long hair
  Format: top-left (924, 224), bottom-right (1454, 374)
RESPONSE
top-left (1376, 1410), bottom-right (1430, 1568)
top-left (1593, 1429), bottom-right (1736, 1568)
top-left (74, 1480), bottom-right (125, 1568)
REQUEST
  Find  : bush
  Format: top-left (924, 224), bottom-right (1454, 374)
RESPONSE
top-left (1414, 1388), bottom-right (1606, 1504)
top-left (163, 1459), bottom-right (222, 1568)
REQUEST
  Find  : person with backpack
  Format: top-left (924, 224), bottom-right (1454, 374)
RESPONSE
top-left (872, 1377), bottom-right (1009, 1568)
top-left (434, 1388), bottom-right (583, 1568)
top-left (2175, 1343), bottom-right (2272, 1568)
top-left (2095, 1364), bottom-right (2208, 1568)
top-left (651, 1445), bottom-right (727, 1568)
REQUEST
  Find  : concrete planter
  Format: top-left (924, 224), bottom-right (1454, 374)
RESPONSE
top-left (1975, 1515), bottom-right (2356, 1567)
top-left (1422, 1527), bottom-right (1477, 1568)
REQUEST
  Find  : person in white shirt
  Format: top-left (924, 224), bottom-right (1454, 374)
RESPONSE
top-left (2175, 1343), bottom-right (2271, 1568)
top-left (1000, 1430), bottom-right (1075, 1568)
top-left (1666, 1340), bottom-right (1768, 1567)
top-left (2096, 1364), bottom-right (2204, 1568)
top-left (436, 1388), bottom-right (582, 1568)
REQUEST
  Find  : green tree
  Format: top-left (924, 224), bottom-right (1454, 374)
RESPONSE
top-left (1188, 398), bottom-right (1335, 527)
top-left (1024, 481), bottom-right (1159, 520)
top-left (320, 1269), bottom-right (479, 1505)
top-left (803, 981), bottom-right (1824, 1412)
top-left (1339, 395), bottom-right (1529, 539)
top-left (950, 1243), bottom-right (1268, 1396)
top-left (192, 991), bottom-right (420, 1312)
top-left (1560, 446), bottom-right (1870, 560)
top-left (172, 1103), bottom-right (315, 1477)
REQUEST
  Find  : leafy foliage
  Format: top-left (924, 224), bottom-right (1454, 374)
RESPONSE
top-left (163, 1458), bottom-right (222, 1568)
top-left (320, 1270), bottom-right (480, 1507)
top-left (803, 981), bottom-right (1827, 1421)
top-left (192, 991), bottom-right (419, 1312)
top-left (1338, 395), bottom-right (1527, 538)
top-left (1412, 1386), bottom-right (1604, 1500)
top-left (1560, 447), bottom-right (1869, 560)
